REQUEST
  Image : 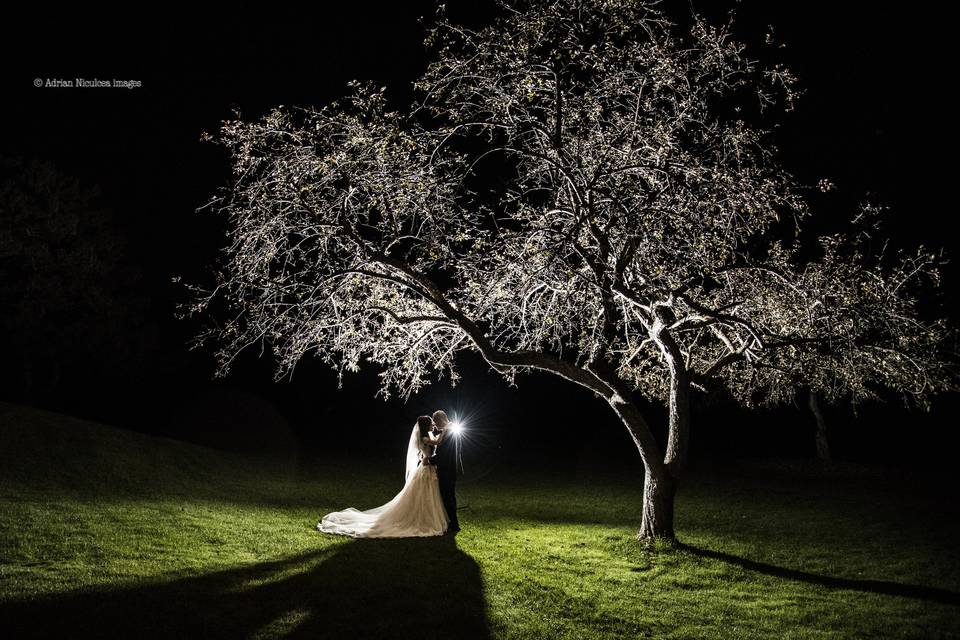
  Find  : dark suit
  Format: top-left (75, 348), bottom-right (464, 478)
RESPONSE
top-left (434, 429), bottom-right (460, 531)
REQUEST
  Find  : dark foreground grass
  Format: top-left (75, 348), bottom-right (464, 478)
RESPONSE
top-left (1, 401), bottom-right (958, 639)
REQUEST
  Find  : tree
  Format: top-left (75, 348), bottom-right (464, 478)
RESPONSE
top-left (0, 156), bottom-right (153, 405)
top-left (186, 1), bottom-right (955, 541)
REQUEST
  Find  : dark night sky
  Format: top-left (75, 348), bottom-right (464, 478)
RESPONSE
top-left (1, 2), bottom-right (956, 469)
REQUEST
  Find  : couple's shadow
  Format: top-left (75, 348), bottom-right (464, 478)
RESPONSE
top-left (1, 535), bottom-right (489, 640)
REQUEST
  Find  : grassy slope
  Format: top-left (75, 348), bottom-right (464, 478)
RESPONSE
top-left (1, 401), bottom-right (958, 639)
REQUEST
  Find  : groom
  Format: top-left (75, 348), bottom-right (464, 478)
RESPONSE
top-left (432, 410), bottom-right (460, 533)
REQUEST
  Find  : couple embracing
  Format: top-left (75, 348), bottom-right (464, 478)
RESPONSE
top-left (317, 410), bottom-right (461, 538)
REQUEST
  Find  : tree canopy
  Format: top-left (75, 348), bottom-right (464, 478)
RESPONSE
top-left (188, 0), bottom-right (955, 538)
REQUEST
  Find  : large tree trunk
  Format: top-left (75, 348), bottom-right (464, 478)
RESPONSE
top-left (598, 317), bottom-right (694, 542)
top-left (807, 389), bottom-right (831, 461)
top-left (607, 393), bottom-right (679, 541)
top-left (640, 468), bottom-right (676, 540)
top-left (636, 319), bottom-right (691, 541)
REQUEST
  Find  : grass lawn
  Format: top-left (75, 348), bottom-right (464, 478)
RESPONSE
top-left (1, 401), bottom-right (958, 639)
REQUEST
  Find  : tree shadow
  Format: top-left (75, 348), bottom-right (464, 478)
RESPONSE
top-left (677, 542), bottom-right (960, 605)
top-left (1, 535), bottom-right (490, 639)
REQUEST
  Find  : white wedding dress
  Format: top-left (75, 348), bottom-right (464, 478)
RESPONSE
top-left (317, 424), bottom-right (449, 538)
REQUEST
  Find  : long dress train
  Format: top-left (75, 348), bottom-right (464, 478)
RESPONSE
top-left (317, 426), bottom-right (449, 538)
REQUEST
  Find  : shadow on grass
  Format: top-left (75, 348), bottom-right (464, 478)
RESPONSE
top-left (679, 542), bottom-right (960, 605)
top-left (0, 536), bottom-right (489, 640)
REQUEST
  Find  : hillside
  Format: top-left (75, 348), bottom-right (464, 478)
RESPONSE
top-left (1, 402), bottom-right (251, 495)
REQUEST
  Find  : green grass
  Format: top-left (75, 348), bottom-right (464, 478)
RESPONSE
top-left (1, 401), bottom-right (958, 639)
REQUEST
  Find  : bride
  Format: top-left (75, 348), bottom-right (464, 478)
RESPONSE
top-left (317, 416), bottom-right (450, 538)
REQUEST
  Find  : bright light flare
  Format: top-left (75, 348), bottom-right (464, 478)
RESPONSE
top-left (448, 421), bottom-right (463, 435)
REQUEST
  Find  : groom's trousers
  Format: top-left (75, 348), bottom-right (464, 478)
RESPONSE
top-left (438, 466), bottom-right (459, 531)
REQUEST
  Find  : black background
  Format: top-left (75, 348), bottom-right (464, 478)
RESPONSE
top-left (1, 2), bottom-right (956, 473)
